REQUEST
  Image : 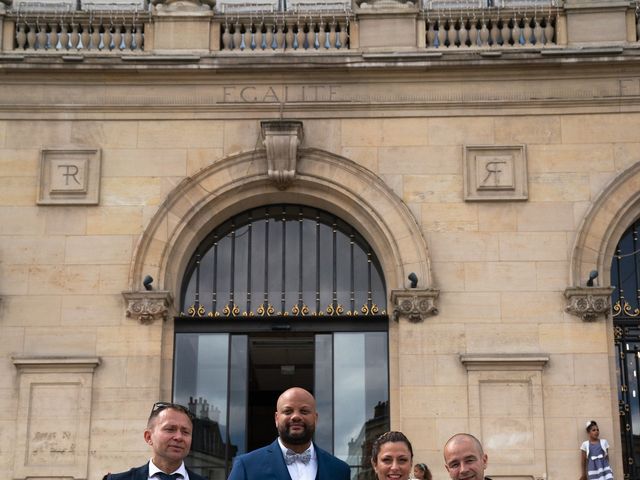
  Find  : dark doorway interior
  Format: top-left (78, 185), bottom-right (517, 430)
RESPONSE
top-left (247, 334), bottom-right (314, 452)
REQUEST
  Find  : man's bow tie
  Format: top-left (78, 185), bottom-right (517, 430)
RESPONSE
top-left (285, 449), bottom-right (312, 465)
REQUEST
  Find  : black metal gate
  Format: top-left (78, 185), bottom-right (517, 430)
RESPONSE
top-left (613, 218), bottom-right (640, 480)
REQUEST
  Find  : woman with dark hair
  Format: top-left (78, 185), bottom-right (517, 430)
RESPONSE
top-left (371, 431), bottom-right (414, 480)
top-left (413, 462), bottom-right (433, 480)
top-left (580, 420), bottom-right (613, 480)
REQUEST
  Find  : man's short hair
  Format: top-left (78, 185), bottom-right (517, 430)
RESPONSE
top-left (147, 402), bottom-right (194, 428)
top-left (443, 433), bottom-right (484, 457)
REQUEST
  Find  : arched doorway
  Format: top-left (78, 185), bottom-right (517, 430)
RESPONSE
top-left (613, 217), bottom-right (640, 479)
top-left (173, 205), bottom-right (391, 480)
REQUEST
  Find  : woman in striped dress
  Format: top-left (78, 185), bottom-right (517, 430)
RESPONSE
top-left (580, 420), bottom-right (613, 480)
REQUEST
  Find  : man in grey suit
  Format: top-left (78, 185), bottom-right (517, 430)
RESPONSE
top-left (103, 402), bottom-right (206, 480)
top-left (228, 387), bottom-right (350, 480)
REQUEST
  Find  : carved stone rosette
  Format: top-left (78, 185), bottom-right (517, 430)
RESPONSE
top-left (122, 291), bottom-right (174, 324)
top-left (261, 120), bottom-right (304, 190)
top-left (564, 286), bottom-right (614, 322)
top-left (390, 288), bottom-right (439, 322)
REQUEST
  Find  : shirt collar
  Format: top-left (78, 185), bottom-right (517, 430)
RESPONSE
top-left (148, 459), bottom-right (188, 479)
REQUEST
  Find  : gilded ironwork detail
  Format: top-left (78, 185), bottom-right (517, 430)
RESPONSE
top-left (181, 301), bottom-right (385, 317)
top-left (326, 304), bottom-right (344, 316)
top-left (614, 299), bottom-right (640, 318)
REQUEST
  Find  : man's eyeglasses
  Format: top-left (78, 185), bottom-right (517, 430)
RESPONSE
top-left (150, 402), bottom-right (194, 420)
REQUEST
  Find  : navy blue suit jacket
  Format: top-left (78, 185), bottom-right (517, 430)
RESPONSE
top-left (227, 439), bottom-right (350, 480)
top-left (102, 462), bottom-right (206, 480)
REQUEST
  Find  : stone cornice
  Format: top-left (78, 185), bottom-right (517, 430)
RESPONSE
top-left (12, 356), bottom-right (101, 373)
top-left (460, 353), bottom-right (550, 371)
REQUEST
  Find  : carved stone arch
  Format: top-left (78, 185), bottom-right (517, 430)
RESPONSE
top-left (128, 147), bottom-right (434, 306)
top-left (570, 161), bottom-right (640, 287)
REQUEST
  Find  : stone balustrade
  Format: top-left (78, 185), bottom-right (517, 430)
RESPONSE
top-left (424, 8), bottom-right (560, 48)
top-left (219, 15), bottom-right (351, 51)
top-left (9, 12), bottom-right (148, 51)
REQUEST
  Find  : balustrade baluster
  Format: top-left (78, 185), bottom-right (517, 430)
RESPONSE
top-left (500, 18), bottom-right (510, 46)
top-left (328, 21), bottom-right (336, 49)
top-left (274, 23), bottom-right (283, 50)
top-left (426, 20), bottom-right (435, 47)
top-left (81, 22), bottom-right (90, 50)
top-left (124, 25), bottom-right (133, 50)
top-left (232, 23), bottom-right (241, 50)
top-left (468, 19), bottom-right (478, 47)
top-left (252, 23), bottom-right (260, 50)
top-left (91, 22), bottom-right (100, 50)
top-left (436, 20), bottom-right (446, 48)
top-left (447, 20), bottom-right (457, 48)
top-left (16, 22), bottom-right (27, 50)
top-left (135, 24), bottom-right (144, 50)
top-left (322, 21), bottom-right (330, 49)
top-left (27, 23), bottom-right (36, 50)
top-left (77, 23), bottom-right (84, 49)
top-left (458, 18), bottom-right (468, 47)
top-left (70, 23), bottom-right (80, 50)
top-left (479, 19), bottom-right (489, 47)
top-left (296, 23), bottom-right (305, 50)
top-left (544, 17), bottom-right (554, 45)
top-left (312, 23), bottom-right (319, 50)
top-left (243, 24), bottom-right (251, 50)
top-left (338, 22), bottom-right (348, 49)
top-left (490, 20), bottom-right (499, 47)
top-left (264, 23), bottom-right (273, 50)
top-left (37, 23), bottom-right (47, 50)
top-left (512, 16), bottom-right (521, 46)
top-left (285, 23), bottom-right (293, 49)
top-left (113, 25), bottom-right (122, 50)
top-left (523, 16), bottom-right (532, 46)
top-left (58, 22), bottom-right (67, 50)
top-left (533, 17), bottom-right (543, 45)
top-left (221, 24), bottom-right (230, 50)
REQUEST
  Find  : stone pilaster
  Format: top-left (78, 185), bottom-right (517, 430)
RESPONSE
top-left (390, 288), bottom-right (439, 322)
top-left (122, 290), bottom-right (174, 324)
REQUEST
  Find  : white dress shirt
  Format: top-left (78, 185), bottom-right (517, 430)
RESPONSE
top-left (147, 459), bottom-right (190, 480)
top-left (277, 438), bottom-right (318, 480)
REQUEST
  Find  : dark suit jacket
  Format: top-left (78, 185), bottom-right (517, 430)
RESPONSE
top-left (102, 462), bottom-right (206, 480)
top-left (227, 439), bottom-right (350, 480)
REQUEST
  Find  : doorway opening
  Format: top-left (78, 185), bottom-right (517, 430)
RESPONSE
top-left (247, 334), bottom-right (314, 452)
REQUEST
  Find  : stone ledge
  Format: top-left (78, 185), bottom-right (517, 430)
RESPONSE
top-left (460, 353), bottom-right (550, 371)
top-left (12, 356), bottom-right (101, 373)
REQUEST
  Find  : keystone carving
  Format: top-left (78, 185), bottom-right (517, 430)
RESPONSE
top-left (390, 288), bottom-right (439, 322)
top-left (564, 286), bottom-right (614, 322)
top-left (261, 120), bottom-right (304, 190)
top-left (122, 291), bottom-right (174, 324)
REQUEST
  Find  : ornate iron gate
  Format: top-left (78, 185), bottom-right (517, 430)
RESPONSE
top-left (613, 218), bottom-right (640, 480)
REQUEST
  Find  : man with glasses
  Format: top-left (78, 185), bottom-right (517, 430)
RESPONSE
top-left (103, 402), bottom-right (206, 480)
top-left (228, 387), bottom-right (350, 480)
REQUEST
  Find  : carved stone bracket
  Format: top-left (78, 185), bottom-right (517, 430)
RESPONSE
top-left (564, 286), bottom-right (614, 322)
top-left (390, 288), bottom-right (439, 322)
top-left (122, 290), bottom-right (174, 324)
top-left (261, 120), bottom-right (304, 190)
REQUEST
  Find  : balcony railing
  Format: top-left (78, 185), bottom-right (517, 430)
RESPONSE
top-left (219, 16), bottom-right (350, 51)
top-left (424, 10), bottom-right (559, 48)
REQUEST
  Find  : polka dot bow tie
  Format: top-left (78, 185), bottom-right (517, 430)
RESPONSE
top-left (285, 449), bottom-right (312, 465)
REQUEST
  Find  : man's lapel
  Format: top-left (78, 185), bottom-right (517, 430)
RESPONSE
top-left (135, 463), bottom-right (150, 480)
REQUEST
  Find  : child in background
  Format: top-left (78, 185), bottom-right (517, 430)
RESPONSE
top-left (580, 420), bottom-right (613, 480)
top-left (413, 462), bottom-right (432, 480)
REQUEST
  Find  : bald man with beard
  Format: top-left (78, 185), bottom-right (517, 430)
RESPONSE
top-left (228, 387), bottom-right (350, 480)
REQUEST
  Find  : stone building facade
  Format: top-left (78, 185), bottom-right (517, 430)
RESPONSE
top-left (1, 0), bottom-right (640, 478)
